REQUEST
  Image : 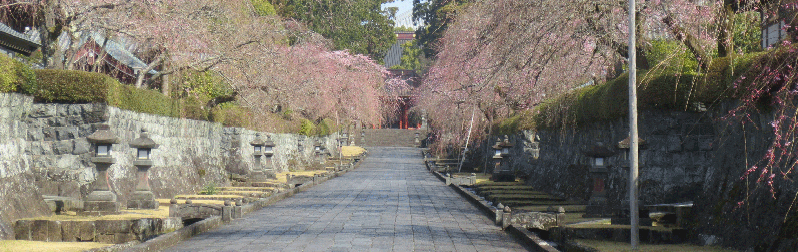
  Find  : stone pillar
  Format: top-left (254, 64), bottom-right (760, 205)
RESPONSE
top-left (128, 165), bottom-right (159, 209)
top-left (84, 163), bottom-right (121, 215)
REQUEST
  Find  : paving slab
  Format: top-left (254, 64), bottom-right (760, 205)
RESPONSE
top-left (172, 147), bottom-right (526, 251)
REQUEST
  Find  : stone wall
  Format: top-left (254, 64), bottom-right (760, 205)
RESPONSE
top-left (510, 108), bottom-right (716, 205)
top-left (501, 102), bottom-right (798, 249)
top-left (0, 93), bottom-right (340, 239)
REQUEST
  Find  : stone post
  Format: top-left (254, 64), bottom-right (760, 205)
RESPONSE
top-left (502, 206), bottom-right (512, 230)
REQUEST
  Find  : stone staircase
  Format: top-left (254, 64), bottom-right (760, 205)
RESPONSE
top-left (360, 129), bottom-right (426, 147)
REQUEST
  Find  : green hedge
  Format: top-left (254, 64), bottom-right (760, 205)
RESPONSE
top-left (0, 54), bottom-right (37, 94)
top-left (532, 51), bottom-right (766, 129)
top-left (35, 69), bottom-right (180, 117)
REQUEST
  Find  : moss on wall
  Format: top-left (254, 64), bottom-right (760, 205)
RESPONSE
top-left (530, 51), bottom-right (766, 130)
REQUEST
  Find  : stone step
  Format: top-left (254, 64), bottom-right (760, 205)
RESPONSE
top-left (361, 129), bottom-right (426, 147)
top-left (217, 191), bottom-right (272, 198)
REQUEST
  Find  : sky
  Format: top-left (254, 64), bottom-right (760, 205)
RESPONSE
top-left (381, 0), bottom-right (418, 29)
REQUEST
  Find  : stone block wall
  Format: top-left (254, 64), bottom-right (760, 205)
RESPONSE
top-left (0, 93), bottom-right (341, 239)
top-left (511, 108), bottom-right (715, 205)
top-left (503, 102), bottom-right (798, 249)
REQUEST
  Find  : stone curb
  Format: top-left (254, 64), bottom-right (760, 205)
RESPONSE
top-left (430, 170), bottom-right (560, 252)
top-left (123, 216), bottom-right (221, 252)
top-left (121, 159), bottom-right (363, 252)
top-left (506, 225), bottom-right (560, 252)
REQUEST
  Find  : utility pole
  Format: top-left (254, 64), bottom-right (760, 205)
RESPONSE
top-left (628, 0), bottom-right (640, 249)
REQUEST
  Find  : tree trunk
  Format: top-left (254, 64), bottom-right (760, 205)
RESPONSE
top-left (717, 2), bottom-right (735, 57)
top-left (135, 53), bottom-right (165, 89)
top-left (162, 70), bottom-right (169, 96)
top-left (92, 36), bottom-right (109, 72)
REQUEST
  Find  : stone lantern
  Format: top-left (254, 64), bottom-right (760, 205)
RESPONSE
top-left (128, 129), bottom-right (159, 209)
top-left (249, 133), bottom-right (267, 182)
top-left (85, 124), bottom-right (121, 215)
top-left (492, 135), bottom-right (515, 182)
top-left (611, 136), bottom-right (652, 225)
top-left (360, 130), bottom-right (365, 145)
top-left (251, 134), bottom-right (276, 181)
top-left (617, 136), bottom-right (647, 168)
top-left (582, 142), bottom-right (616, 217)
top-left (414, 132), bottom-right (420, 146)
top-left (314, 140), bottom-right (327, 164)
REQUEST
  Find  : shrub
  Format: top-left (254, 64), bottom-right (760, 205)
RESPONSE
top-left (181, 70), bottom-right (232, 100)
top-left (200, 183), bottom-right (218, 195)
top-left (298, 119), bottom-right (316, 136)
top-left (647, 40), bottom-right (699, 73)
top-left (181, 95), bottom-right (208, 121)
top-left (35, 69), bottom-right (179, 117)
top-left (209, 102), bottom-right (253, 128)
top-left (251, 0), bottom-right (276, 16)
top-left (316, 118), bottom-right (336, 136)
top-left (35, 69), bottom-right (110, 102)
top-left (0, 54), bottom-right (37, 94)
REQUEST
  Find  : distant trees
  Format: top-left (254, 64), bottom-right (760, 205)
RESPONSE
top-left (268, 0), bottom-right (396, 61)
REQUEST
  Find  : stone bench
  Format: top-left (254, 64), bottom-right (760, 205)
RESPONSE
top-left (646, 201), bottom-right (693, 227)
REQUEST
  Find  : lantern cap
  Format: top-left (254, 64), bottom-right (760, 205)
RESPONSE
top-left (617, 136), bottom-right (647, 149)
top-left (250, 133), bottom-right (265, 146)
top-left (263, 135), bottom-right (276, 147)
top-left (87, 124), bottom-right (119, 144)
top-left (492, 138), bottom-right (503, 150)
top-left (130, 129), bottom-right (158, 149)
top-left (500, 135), bottom-right (513, 147)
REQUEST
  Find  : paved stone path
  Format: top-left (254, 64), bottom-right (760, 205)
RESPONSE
top-left (173, 147), bottom-right (526, 251)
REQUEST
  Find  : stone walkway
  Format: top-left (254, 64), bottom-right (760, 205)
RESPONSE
top-left (172, 147), bottom-right (526, 251)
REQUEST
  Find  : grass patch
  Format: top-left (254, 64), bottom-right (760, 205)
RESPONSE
top-left (218, 186), bottom-right (276, 192)
top-left (516, 205), bottom-right (587, 213)
top-left (0, 240), bottom-right (111, 252)
top-left (156, 198), bottom-right (226, 205)
top-left (274, 171), bottom-right (332, 183)
top-left (474, 185), bottom-right (536, 191)
top-left (567, 222), bottom-right (675, 232)
top-left (341, 146), bottom-right (366, 157)
top-left (174, 194), bottom-right (243, 199)
top-left (558, 213), bottom-right (603, 225)
top-left (573, 239), bottom-right (737, 252)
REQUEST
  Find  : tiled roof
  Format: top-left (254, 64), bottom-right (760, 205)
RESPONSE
top-left (85, 33), bottom-right (158, 75)
top-left (0, 23), bottom-right (41, 56)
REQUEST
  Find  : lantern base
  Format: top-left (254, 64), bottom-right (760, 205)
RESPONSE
top-left (250, 170), bottom-right (268, 182)
top-left (127, 191), bottom-right (159, 209)
top-left (82, 191), bottom-right (121, 215)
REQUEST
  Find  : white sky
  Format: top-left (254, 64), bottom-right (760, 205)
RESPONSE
top-left (381, 0), bottom-right (418, 29)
